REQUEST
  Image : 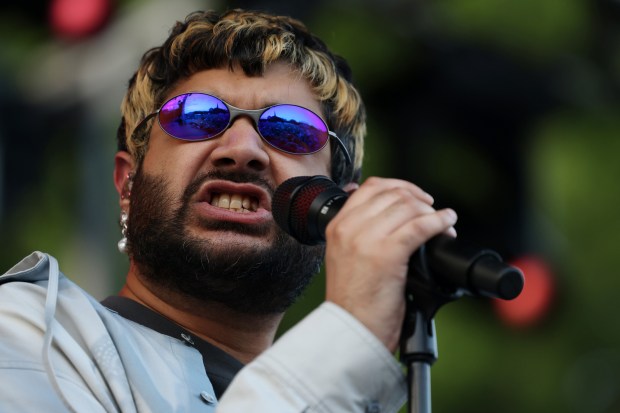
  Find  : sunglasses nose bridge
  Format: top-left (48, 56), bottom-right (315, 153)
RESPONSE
top-left (227, 107), bottom-right (263, 132)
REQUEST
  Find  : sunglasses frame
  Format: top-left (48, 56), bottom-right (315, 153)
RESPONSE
top-left (134, 92), bottom-right (352, 165)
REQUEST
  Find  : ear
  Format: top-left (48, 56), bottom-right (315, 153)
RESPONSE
top-left (114, 151), bottom-right (135, 210)
top-left (341, 181), bottom-right (359, 195)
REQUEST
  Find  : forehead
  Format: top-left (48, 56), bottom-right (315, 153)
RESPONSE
top-left (163, 62), bottom-right (323, 115)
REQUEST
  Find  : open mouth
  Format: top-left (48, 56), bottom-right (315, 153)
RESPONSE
top-left (210, 192), bottom-right (259, 213)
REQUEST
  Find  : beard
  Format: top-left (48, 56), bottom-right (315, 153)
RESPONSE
top-left (125, 167), bottom-right (325, 315)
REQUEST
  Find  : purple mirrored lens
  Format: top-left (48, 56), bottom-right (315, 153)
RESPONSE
top-left (158, 93), bottom-right (230, 140)
top-left (258, 105), bottom-right (328, 154)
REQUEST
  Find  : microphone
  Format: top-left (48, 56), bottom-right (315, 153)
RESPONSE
top-left (272, 175), bottom-right (524, 300)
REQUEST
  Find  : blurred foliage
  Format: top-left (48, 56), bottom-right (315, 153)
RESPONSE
top-left (433, 0), bottom-right (590, 60)
top-left (2, 0), bottom-right (620, 412)
top-left (2, 134), bottom-right (78, 260)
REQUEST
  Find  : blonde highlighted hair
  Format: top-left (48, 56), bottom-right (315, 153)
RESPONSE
top-left (118, 9), bottom-right (365, 184)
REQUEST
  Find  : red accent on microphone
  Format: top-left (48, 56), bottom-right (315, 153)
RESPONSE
top-left (272, 175), bottom-right (336, 245)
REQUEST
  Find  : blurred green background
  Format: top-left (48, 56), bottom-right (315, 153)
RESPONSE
top-left (1, 0), bottom-right (619, 412)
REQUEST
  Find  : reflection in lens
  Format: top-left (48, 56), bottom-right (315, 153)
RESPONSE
top-left (258, 105), bottom-right (328, 154)
top-left (159, 93), bottom-right (230, 140)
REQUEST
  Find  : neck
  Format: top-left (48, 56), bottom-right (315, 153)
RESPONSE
top-left (118, 261), bottom-right (283, 364)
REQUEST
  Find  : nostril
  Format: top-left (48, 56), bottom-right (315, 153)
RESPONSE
top-left (213, 158), bottom-right (236, 168)
top-left (247, 159), bottom-right (266, 171)
top-left (212, 157), bottom-right (267, 171)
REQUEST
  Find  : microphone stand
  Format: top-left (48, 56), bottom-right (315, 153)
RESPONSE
top-left (399, 245), bottom-right (464, 413)
top-left (400, 238), bottom-right (523, 413)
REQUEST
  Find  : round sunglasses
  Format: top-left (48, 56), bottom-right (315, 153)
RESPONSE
top-left (134, 92), bottom-right (351, 165)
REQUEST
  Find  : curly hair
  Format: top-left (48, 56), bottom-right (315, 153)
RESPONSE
top-left (117, 9), bottom-right (365, 184)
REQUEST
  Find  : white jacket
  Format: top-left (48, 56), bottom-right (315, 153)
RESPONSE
top-left (0, 252), bottom-right (406, 412)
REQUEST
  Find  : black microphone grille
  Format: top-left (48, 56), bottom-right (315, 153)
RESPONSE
top-left (272, 175), bottom-right (339, 244)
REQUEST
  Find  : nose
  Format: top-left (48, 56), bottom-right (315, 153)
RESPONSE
top-left (209, 117), bottom-right (270, 172)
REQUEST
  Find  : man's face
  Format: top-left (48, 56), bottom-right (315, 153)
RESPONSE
top-left (125, 63), bottom-right (332, 314)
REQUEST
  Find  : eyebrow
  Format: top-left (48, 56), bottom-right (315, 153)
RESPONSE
top-left (189, 90), bottom-right (281, 109)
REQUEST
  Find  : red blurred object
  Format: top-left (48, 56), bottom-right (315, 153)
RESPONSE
top-left (493, 255), bottom-right (555, 328)
top-left (49, 0), bottom-right (112, 39)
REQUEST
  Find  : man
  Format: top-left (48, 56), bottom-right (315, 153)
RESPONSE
top-left (0, 9), bottom-right (457, 412)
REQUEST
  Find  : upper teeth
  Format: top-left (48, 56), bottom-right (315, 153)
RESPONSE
top-left (210, 193), bottom-right (258, 213)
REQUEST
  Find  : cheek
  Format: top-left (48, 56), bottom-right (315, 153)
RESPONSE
top-left (139, 159), bottom-right (187, 205)
top-left (272, 153), bottom-right (332, 186)
top-left (142, 137), bottom-right (208, 182)
top-left (300, 149), bottom-right (333, 177)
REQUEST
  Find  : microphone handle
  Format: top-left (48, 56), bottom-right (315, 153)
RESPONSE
top-left (272, 175), bottom-right (523, 300)
top-left (302, 184), bottom-right (523, 299)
